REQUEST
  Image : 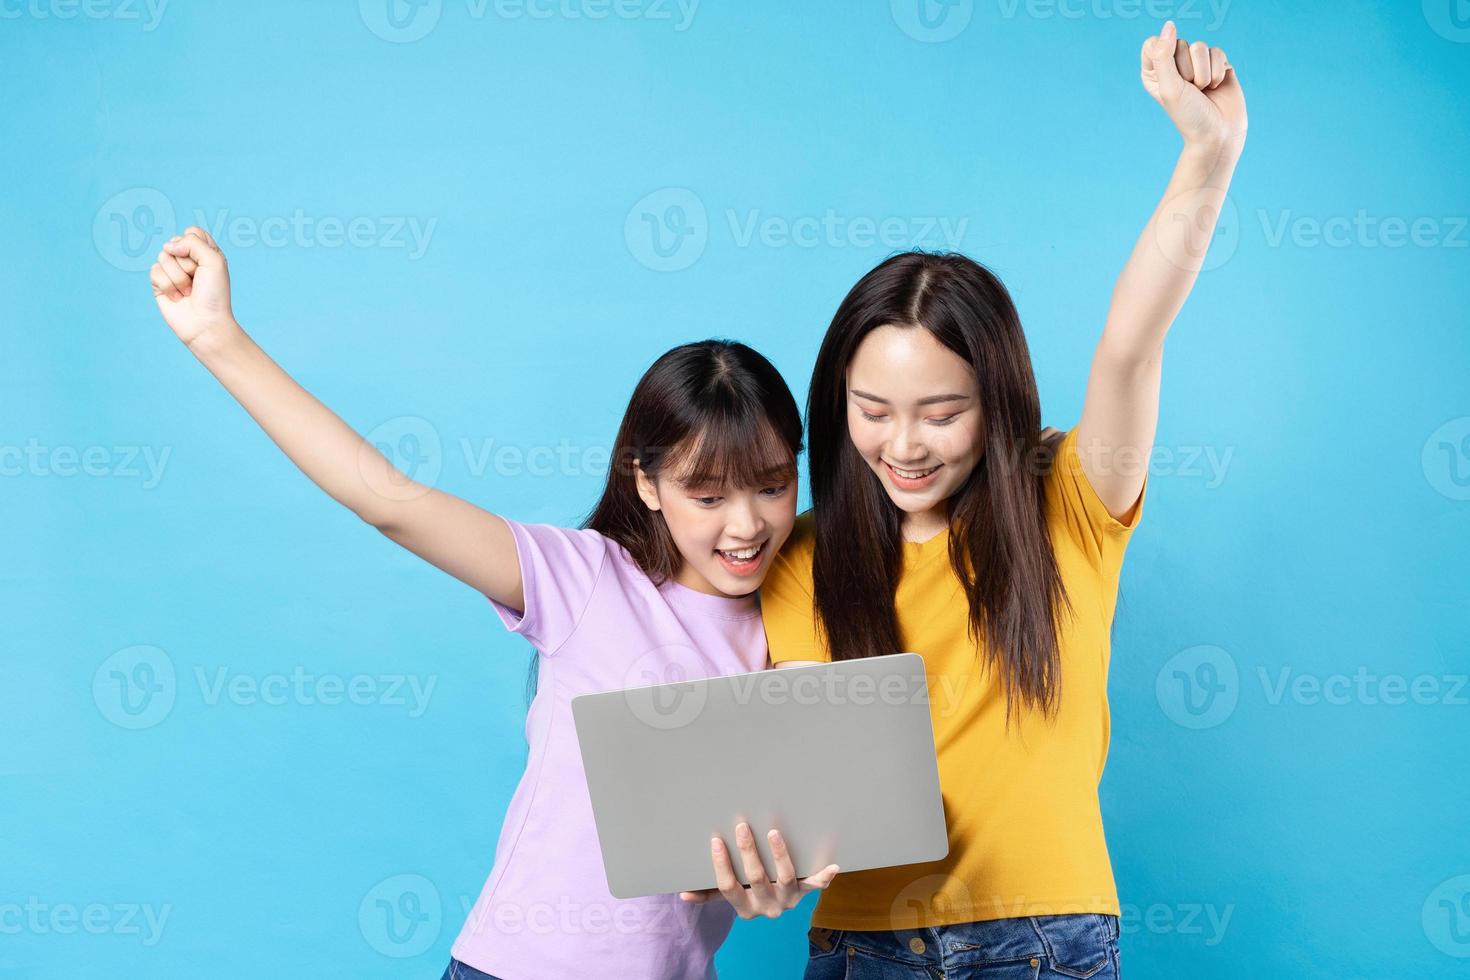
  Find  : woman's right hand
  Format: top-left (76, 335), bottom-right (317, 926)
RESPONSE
top-left (150, 225), bottom-right (237, 347)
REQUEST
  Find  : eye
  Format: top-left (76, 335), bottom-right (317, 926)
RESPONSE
top-left (692, 495), bottom-right (722, 507)
top-left (926, 415), bottom-right (959, 426)
top-left (759, 484), bottom-right (789, 497)
top-left (859, 409), bottom-right (888, 423)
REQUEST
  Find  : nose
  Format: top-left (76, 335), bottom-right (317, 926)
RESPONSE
top-left (724, 496), bottom-right (765, 543)
top-left (889, 419), bottom-right (929, 465)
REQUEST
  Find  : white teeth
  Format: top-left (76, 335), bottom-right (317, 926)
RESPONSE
top-left (718, 544), bottom-right (762, 560)
top-left (890, 463), bottom-right (939, 480)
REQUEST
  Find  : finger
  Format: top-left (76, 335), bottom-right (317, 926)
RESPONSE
top-left (164, 231), bottom-right (226, 271)
top-left (1188, 41), bottom-right (1211, 90)
top-left (1173, 38), bottom-right (1195, 82)
top-left (1141, 20), bottom-right (1177, 72)
top-left (1207, 47), bottom-right (1228, 89)
top-left (732, 823), bottom-right (775, 902)
top-left (768, 829), bottom-right (799, 892)
top-left (183, 224), bottom-right (220, 250)
top-left (679, 889), bottom-right (719, 904)
top-left (710, 837), bottom-right (750, 913)
top-left (800, 864), bottom-right (842, 892)
top-left (149, 264), bottom-right (180, 301)
top-left (156, 251), bottom-right (193, 295)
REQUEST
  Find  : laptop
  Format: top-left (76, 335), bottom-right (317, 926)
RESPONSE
top-left (571, 652), bottom-right (949, 899)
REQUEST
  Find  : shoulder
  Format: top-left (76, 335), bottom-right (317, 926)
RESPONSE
top-left (764, 511), bottom-right (817, 595)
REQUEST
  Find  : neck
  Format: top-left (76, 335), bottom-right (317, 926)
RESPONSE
top-left (900, 504), bottom-right (950, 544)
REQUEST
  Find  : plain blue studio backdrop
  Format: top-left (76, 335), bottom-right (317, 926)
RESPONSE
top-left (4, 1), bottom-right (1468, 977)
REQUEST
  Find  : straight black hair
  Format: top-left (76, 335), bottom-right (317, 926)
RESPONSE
top-left (806, 251), bottom-right (1071, 722)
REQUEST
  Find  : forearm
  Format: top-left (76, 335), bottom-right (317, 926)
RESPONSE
top-left (1100, 137), bottom-right (1243, 363)
top-left (188, 323), bottom-right (406, 526)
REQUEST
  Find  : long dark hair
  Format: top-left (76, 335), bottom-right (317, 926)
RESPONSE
top-left (807, 252), bottom-right (1070, 721)
top-left (526, 339), bottom-right (803, 702)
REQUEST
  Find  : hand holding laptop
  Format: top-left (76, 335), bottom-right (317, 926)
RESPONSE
top-left (677, 820), bottom-right (841, 918)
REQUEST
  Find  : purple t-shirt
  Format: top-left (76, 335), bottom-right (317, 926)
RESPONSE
top-left (450, 518), bottom-right (766, 979)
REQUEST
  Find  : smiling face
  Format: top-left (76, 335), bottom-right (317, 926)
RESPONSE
top-left (846, 324), bottom-right (985, 536)
top-left (634, 440), bottom-right (798, 598)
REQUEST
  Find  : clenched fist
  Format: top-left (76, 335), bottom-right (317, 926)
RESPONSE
top-left (1141, 20), bottom-right (1247, 149)
top-left (149, 225), bottom-right (237, 347)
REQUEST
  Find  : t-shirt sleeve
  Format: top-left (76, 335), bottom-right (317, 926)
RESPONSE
top-left (760, 533), bottom-right (833, 664)
top-left (489, 518), bottom-right (609, 656)
top-left (1046, 426), bottom-right (1147, 568)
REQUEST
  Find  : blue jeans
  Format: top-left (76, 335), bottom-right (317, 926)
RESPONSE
top-left (440, 959), bottom-right (501, 980)
top-left (804, 913), bottom-right (1121, 979)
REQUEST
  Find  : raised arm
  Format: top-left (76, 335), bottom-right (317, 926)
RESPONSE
top-left (1077, 20), bottom-right (1247, 518)
top-left (149, 226), bottom-right (524, 610)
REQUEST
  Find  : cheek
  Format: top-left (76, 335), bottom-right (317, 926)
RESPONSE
top-left (660, 500), bottom-right (707, 546)
top-left (846, 415), bottom-right (883, 458)
top-left (934, 420), bottom-right (984, 464)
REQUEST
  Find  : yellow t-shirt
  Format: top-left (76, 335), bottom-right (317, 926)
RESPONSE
top-left (761, 426), bottom-right (1145, 930)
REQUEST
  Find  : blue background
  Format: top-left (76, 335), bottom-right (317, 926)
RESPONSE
top-left (4, 1), bottom-right (1468, 977)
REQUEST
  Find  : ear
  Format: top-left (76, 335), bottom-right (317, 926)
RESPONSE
top-left (633, 459), bottom-right (662, 511)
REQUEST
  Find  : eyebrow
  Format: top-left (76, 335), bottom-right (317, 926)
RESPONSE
top-left (849, 388), bottom-right (971, 407)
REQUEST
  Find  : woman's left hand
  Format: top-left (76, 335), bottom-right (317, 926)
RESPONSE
top-left (678, 822), bottom-right (840, 919)
top-left (1140, 20), bottom-right (1247, 148)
